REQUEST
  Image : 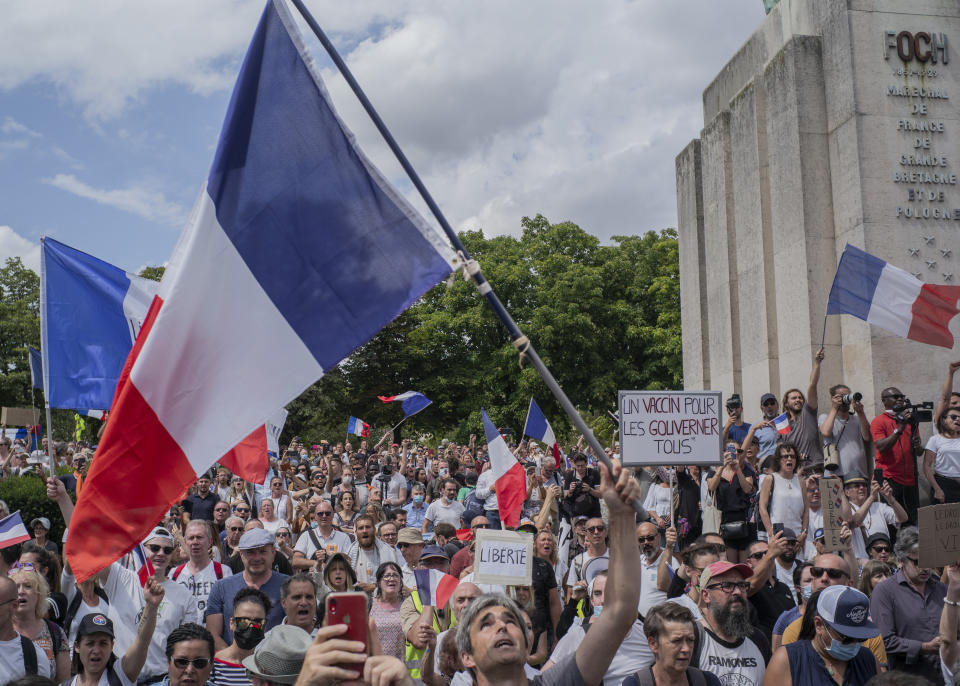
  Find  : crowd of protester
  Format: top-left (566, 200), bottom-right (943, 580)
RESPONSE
top-left (2, 351), bottom-right (960, 685)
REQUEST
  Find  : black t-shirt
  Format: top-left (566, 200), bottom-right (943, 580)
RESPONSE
top-left (748, 578), bottom-right (796, 639)
top-left (563, 469), bottom-right (601, 519)
top-left (227, 550), bottom-right (294, 575)
top-left (183, 491), bottom-right (217, 521)
top-left (531, 556), bottom-right (558, 633)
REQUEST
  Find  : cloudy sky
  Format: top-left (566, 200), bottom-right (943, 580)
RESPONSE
top-left (0, 0), bottom-right (765, 275)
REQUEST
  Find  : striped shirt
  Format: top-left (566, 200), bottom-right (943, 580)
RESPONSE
top-left (209, 657), bottom-right (251, 686)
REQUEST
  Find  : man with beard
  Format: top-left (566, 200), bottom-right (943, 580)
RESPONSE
top-left (744, 537), bottom-right (797, 638)
top-left (841, 470), bottom-right (908, 560)
top-left (696, 561), bottom-right (770, 684)
top-left (870, 526), bottom-right (945, 682)
top-left (638, 522), bottom-right (678, 617)
top-left (346, 514), bottom-right (402, 593)
top-left (819, 384), bottom-right (872, 476)
top-left (780, 347), bottom-right (826, 464)
top-left (743, 393), bottom-right (783, 463)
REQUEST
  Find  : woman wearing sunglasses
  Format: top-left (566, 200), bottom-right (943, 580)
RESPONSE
top-left (924, 408), bottom-right (960, 505)
top-left (763, 586), bottom-right (880, 686)
top-left (210, 587), bottom-right (271, 686)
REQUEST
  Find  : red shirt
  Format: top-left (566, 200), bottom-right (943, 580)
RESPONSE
top-left (870, 412), bottom-right (915, 485)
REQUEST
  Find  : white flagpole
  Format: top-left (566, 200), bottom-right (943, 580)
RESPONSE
top-left (39, 238), bottom-right (56, 477)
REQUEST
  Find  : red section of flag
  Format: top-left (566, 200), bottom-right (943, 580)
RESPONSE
top-left (551, 443), bottom-right (562, 470)
top-left (456, 528), bottom-right (473, 542)
top-left (907, 284), bottom-right (960, 348)
top-left (497, 462), bottom-right (527, 529)
top-left (67, 297), bottom-right (197, 582)
top-left (219, 426), bottom-right (269, 483)
top-left (361, 422), bottom-right (370, 438)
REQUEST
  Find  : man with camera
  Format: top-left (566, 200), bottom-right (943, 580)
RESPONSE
top-left (562, 452), bottom-right (601, 522)
top-left (819, 384), bottom-right (871, 476)
top-left (721, 394), bottom-right (752, 447)
top-left (871, 387), bottom-right (924, 525)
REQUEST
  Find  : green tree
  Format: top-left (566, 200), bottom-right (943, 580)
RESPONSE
top-left (0, 257), bottom-right (40, 407)
top-left (139, 266), bottom-right (165, 281)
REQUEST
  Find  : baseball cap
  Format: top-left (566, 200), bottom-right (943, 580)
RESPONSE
top-left (760, 393), bottom-right (777, 405)
top-left (517, 518), bottom-right (537, 533)
top-left (816, 585), bottom-right (880, 640)
top-left (698, 561), bottom-right (753, 590)
top-left (30, 517), bottom-right (51, 531)
top-left (780, 527), bottom-right (798, 542)
top-left (397, 528), bottom-right (424, 545)
top-left (145, 526), bottom-right (173, 544)
top-left (77, 613), bottom-right (114, 638)
top-left (419, 544), bottom-right (449, 562)
top-left (238, 528), bottom-right (275, 550)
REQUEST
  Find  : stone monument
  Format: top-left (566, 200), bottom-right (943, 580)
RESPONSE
top-left (677, 0), bottom-right (960, 417)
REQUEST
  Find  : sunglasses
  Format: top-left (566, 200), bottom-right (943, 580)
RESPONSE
top-left (236, 508), bottom-right (250, 514)
top-left (811, 566), bottom-right (848, 579)
top-left (883, 393), bottom-right (905, 400)
top-left (748, 551), bottom-right (766, 560)
top-left (948, 415), bottom-right (960, 422)
top-left (234, 618), bottom-right (264, 630)
top-left (637, 535), bottom-right (658, 543)
top-left (824, 625), bottom-right (859, 645)
top-left (146, 544), bottom-right (174, 555)
top-left (172, 657), bottom-right (211, 670)
top-left (227, 526), bottom-right (243, 532)
top-left (316, 511), bottom-right (333, 517)
top-left (870, 545), bottom-right (891, 553)
top-left (586, 526), bottom-right (606, 533)
top-left (906, 556), bottom-right (926, 568)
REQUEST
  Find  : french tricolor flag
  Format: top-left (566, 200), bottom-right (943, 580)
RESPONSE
top-left (347, 416), bottom-right (370, 438)
top-left (773, 412), bottom-right (791, 436)
top-left (482, 408), bottom-right (527, 529)
top-left (827, 243), bottom-right (960, 348)
top-left (132, 543), bottom-right (155, 588)
top-left (413, 569), bottom-right (459, 609)
top-left (523, 398), bottom-right (561, 469)
top-left (377, 391), bottom-right (432, 418)
top-left (65, 0), bottom-right (454, 581)
top-left (0, 512), bottom-right (31, 550)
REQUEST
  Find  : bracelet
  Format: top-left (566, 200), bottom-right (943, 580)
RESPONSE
top-left (945, 599), bottom-right (960, 607)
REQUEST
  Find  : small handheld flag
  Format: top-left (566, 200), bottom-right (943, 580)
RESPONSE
top-left (347, 416), bottom-right (370, 437)
top-left (773, 413), bottom-right (790, 436)
top-left (413, 568), bottom-right (459, 609)
top-left (523, 398), bottom-right (561, 469)
top-left (0, 512), bottom-right (31, 550)
top-left (132, 543), bottom-right (155, 587)
top-left (378, 391), bottom-right (432, 418)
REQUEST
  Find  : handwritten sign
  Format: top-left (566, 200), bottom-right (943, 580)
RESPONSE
top-left (918, 503), bottom-right (960, 568)
top-left (473, 529), bottom-right (534, 586)
top-left (618, 391), bottom-right (722, 466)
top-left (1, 407), bottom-right (38, 427)
top-left (819, 477), bottom-right (845, 553)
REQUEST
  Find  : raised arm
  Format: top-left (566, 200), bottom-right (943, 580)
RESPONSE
top-left (748, 532), bottom-right (785, 596)
top-left (657, 526), bottom-right (678, 592)
top-left (46, 477), bottom-right (73, 526)
top-left (121, 576), bottom-right (163, 681)
top-left (807, 347), bottom-right (825, 413)
top-left (941, 562), bottom-right (960, 677)
top-left (574, 460), bottom-right (642, 685)
top-left (935, 361), bottom-right (960, 426)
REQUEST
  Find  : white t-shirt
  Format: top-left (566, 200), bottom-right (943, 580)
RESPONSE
top-left (424, 499), bottom-right (465, 529)
top-left (457, 572), bottom-right (506, 596)
top-left (768, 473), bottom-right (804, 533)
top-left (374, 472), bottom-right (407, 503)
top-left (172, 560), bottom-right (234, 616)
top-left (549, 618), bottom-right (653, 686)
top-left (697, 624), bottom-right (766, 686)
top-left (293, 528), bottom-right (353, 561)
top-left (850, 500), bottom-right (897, 559)
top-left (818, 414), bottom-right (869, 477)
top-left (0, 634), bottom-right (53, 679)
top-left (804, 508), bottom-right (823, 561)
top-left (261, 518), bottom-right (289, 535)
top-left (566, 550), bottom-right (609, 587)
top-left (775, 561), bottom-right (798, 603)
top-left (67, 665), bottom-right (135, 686)
top-left (63, 563), bottom-right (143, 658)
top-left (926, 434), bottom-right (960, 478)
top-left (638, 550), bottom-right (674, 617)
top-left (142, 578), bottom-right (202, 677)
top-left (642, 484), bottom-right (672, 519)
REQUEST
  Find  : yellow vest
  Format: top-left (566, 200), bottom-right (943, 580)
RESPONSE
top-left (404, 591), bottom-right (444, 679)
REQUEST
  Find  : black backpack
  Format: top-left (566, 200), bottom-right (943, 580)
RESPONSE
top-left (20, 634), bottom-right (37, 675)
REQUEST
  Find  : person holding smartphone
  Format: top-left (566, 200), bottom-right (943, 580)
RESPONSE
top-left (708, 442), bottom-right (756, 563)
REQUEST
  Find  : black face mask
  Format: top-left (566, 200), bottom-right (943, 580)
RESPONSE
top-left (234, 624), bottom-right (265, 650)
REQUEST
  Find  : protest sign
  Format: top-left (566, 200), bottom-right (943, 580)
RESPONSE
top-left (618, 390), bottom-right (722, 466)
top-left (473, 529), bottom-right (533, 586)
top-left (819, 477), bottom-right (845, 553)
top-left (1, 407), bottom-right (38, 427)
top-left (918, 503), bottom-right (960, 568)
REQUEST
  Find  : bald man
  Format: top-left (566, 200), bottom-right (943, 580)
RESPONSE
top-left (638, 522), bottom-right (678, 617)
top-left (433, 582), bottom-right (482, 674)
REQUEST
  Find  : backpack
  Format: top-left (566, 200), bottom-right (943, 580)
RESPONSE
top-left (462, 489), bottom-right (485, 525)
top-left (20, 634), bottom-right (37, 675)
top-left (171, 561), bottom-right (224, 581)
top-left (64, 585), bottom-right (109, 636)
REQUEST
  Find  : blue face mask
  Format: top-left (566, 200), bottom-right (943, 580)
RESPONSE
top-left (802, 584), bottom-right (813, 600)
top-left (592, 605), bottom-right (603, 618)
top-left (413, 495), bottom-right (424, 504)
top-left (821, 632), bottom-right (860, 661)
top-left (310, 521), bottom-right (319, 529)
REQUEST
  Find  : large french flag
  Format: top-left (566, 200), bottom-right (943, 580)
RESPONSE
top-left (523, 398), bottom-right (561, 469)
top-left (0, 512), bottom-right (31, 550)
top-left (482, 408), bottom-right (527, 529)
top-left (827, 243), bottom-right (960, 348)
top-left (377, 391), bottom-right (432, 418)
top-left (66, 0), bottom-right (454, 581)
top-left (40, 237), bottom-right (159, 412)
top-left (413, 569), bottom-right (459, 609)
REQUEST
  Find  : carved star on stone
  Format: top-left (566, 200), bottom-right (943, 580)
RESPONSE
top-left (926, 259), bottom-right (938, 269)
top-left (941, 249), bottom-right (952, 258)
top-left (908, 247), bottom-right (921, 256)
top-left (923, 235), bottom-right (935, 244)
top-left (945, 273), bottom-right (954, 282)
top-left (912, 272), bottom-right (923, 279)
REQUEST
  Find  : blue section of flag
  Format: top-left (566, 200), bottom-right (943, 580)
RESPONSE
top-left (41, 237), bottom-right (136, 411)
top-left (827, 244), bottom-right (885, 320)
top-left (0, 511), bottom-right (30, 549)
top-left (398, 393), bottom-right (431, 418)
top-left (14, 426), bottom-right (41, 452)
top-left (524, 398), bottom-right (549, 442)
top-left (206, 1), bottom-right (452, 371)
top-left (481, 409), bottom-right (501, 445)
top-left (27, 346), bottom-right (42, 390)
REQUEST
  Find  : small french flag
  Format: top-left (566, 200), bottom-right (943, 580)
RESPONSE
top-left (132, 543), bottom-right (155, 587)
top-left (414, 569), bottom-right (459, 609)
top-left (0, 512), bottom-right (31, 550)
top-left (347, 416), bottom-right (370, 438)
top-left (523, 398), bottom-right (562, 469)
top-left (377, 391), bottom-right (432, 418)
top-left (773, 413), bottom-right (791, 436)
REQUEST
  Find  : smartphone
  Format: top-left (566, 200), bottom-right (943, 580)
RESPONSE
top-left (873, 468), bottom-right (884, 486)
top-left (773, 523), bottom-right (784, 536)
top-left (325, 591), bottom-right (368, 667)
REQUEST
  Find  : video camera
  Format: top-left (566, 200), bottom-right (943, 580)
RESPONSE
top-left (892, 398), bottom-right (934, 424)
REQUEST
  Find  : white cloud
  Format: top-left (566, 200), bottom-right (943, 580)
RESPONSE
top-left (43, 173), bottom-right (187, 226)
top-left (0, 225), bottom-right (40, 272)
top-left (1, 117), bottom-right (40, 137)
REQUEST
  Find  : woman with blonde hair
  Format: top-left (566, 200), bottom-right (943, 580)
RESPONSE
top-left (857, 559), bottom-right (893, 598)
top-left (10, 564), bottom-right (70, 681)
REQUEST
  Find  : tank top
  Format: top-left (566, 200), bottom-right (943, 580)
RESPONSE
top-left (769, 472), bottom-right (804, 532)
top-left (785, 639), bottom-right (876, 685)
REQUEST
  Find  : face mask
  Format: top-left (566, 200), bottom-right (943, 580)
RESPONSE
top-left (234, 624), bottom-right (265, 650)
top-left (311, 521), bottom-right (319, 529)
top-left (801, 584), bottom-right (813, 600)
top-left (592, 605), bottom-right (603, 618)
top-left (413, 495), bottom-right (424, 504)
top-left (820, 632), bottom-right (860, 661)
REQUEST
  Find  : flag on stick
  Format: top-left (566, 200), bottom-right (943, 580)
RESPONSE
top-left (413, 569), bottom-right (459, 609)
top-left (132, 543), bottom-right (155, 587)
top-left (377, 391), bottom-right (432, 418)
top-left (27, 346), bottom-right (42, 391)
top-left (65, 0), bottom-right (454, 581)
top-left (827, 243), bottom-right (960, 348)
top-left (482, 408), bottom-right (527, 529)
top-left (347, 416), bottom-right (370, 437)
top-left (773, 413), bottom-right (791, 436)
top-left (0, 512), bottom-right (31, 549)
top-left (523, 398), bottom-right (561, 469)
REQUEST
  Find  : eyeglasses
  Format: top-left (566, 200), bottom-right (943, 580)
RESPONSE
top-left (7, 562), bottom-right (36, 574)
top-left (870, 545), bottom-right (890, 553)
top-left (810, 566), bottom-right (848, 580)
top-left (586, 526), bottom-right (606, 533)
top-left (234, 617), bottom-right (264, 630)
top-left (227, 526), bottom-right (243, 532)
top-left (381, 573), bottom-right (401, 580)
top-left (276, 532), bottom-right (290, 537)
top-left (0, 598), bottom-right (15, 607)
top-left (706, 581), bottom-right (750, 594)
top-left (948, 415), bottom-right (960, 422)
top-left (146, 544), bottom-right (174, 555)
top-left (637, 535), bottom-right (658, 543)
top-left (317, 511), bottom-right (333, 517)
top-left (748, 551), bottom-right (766, 560)
top-left (172, 657), bottom-right (212, 670)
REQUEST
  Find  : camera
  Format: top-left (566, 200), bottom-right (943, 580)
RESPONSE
top-left (725, 394), bottom-right (742, 411)
top-left (840, 392), bottom-right (862, 406)
top-left (892, 398), bottom-right (934, 424)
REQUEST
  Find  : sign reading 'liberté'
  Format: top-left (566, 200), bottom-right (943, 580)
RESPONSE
top-left (618, 390), bottom-right (722, 466)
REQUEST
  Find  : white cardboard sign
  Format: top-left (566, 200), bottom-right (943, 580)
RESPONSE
top-left (618, 390), bottom-right (722, 466)
top-left (473, 529), bottom-right (534, 586)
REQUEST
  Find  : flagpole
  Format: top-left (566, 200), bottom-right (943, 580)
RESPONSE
top-left (521, 398), bottom-right (532, 443)
top-left (38, 237), bottom-right (56, 478)
top-left (820, 313), bottom-right (829, 350)
top-left (288, 0), bottom-right (647, 522)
